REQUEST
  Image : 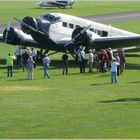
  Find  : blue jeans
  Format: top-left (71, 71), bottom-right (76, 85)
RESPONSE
top-left (7, 66), bottom-right (13, 77)
top-left (44, 64), bottom-right (50, 79)
top-left (111, 71), bottom-right (117, 83)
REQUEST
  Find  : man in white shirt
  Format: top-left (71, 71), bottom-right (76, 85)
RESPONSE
top-left (43, 53), bottom-right (51, 79)
top-left (88, 49), bottom-right (94, 73)
top-left (110, 58), bottom-right (119, 84)
top-left (78, 47), bottom-right (85, 73)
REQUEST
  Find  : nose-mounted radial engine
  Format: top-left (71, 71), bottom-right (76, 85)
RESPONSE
top-left (64, 25), bottom-right (92, 53)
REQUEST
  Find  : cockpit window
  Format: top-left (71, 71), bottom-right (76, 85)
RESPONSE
top-left (54, 17), bottom-right (60, 22)
top-left (40, 14), bottom-right (60, 23)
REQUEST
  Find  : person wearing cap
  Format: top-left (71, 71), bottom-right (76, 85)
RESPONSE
top-left (43, 53), bottom-right (51, 79)
top-left (62, 51), bottom-right (69, 75)
top-left (87, 49), bottom-right (94, 73)
top-left (110, 58), bottom-right (119, 84)
top-left (6, 52), bottom-right (16, 77)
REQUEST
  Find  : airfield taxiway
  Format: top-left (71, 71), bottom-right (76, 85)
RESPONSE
top-left (84, 11), bottom-right (140, 24)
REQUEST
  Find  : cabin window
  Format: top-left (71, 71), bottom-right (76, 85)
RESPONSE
top-left (89, 28), bottom-right (94, 32)
top-left (62, 22), bottom-right (67, 27)
top-left (97, 30), bottom-right (102, 36)
top-left (69, 23), bottom-right (74, 29)
top-left (102, 31), bottom-right (108, 37)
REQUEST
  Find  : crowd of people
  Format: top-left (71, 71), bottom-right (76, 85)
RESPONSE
top-left (5, 45), bottom-right (126, 83)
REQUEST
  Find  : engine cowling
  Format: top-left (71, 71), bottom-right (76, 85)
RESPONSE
top-left (3, 27), bottom-right (20, 45)
top-left (72, 27), bottom-right (92, 46)
top-left (21, 16), bottom-right (38, 34)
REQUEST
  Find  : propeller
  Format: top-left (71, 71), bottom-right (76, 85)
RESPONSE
top-left (64, 25), bottom-right (91, 47)
top-left (73, 25), bottom-right (91, 41)
top-left (13, 16), bottom-right (57, 48)
top-left (13, 17), bottom-right (38, 32)
top-left (4, 20), bottom-right (11, 43)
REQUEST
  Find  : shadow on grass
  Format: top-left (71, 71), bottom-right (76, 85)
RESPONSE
top-left (128, 81), bottom-right (140, 84)
top-left (90, 82), bottom-right (110, 86)
top-left (98, 98), bottom-right (140, 103)
top-left (34, 7), bottom-right (58, 10)
top-left (52, 72), bottom-right (80, 76)
top-left (6, 78), bottom-right (28, 82)
top-left (125, 54), bottom-right (140, 57)
top-left (126, 63), bottom-right (140, 70)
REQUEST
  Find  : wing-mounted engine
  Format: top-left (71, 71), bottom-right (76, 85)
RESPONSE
top-left (19, 16), bottom-right (53, 48)
top-left (3, 26), bottom-right (38, 47)
top-left (3, 27), bottom-right (20, 45)
top-left (13, 16), bottom-right (57, 50)
top-left (21, 16), bottom-right (38, 34)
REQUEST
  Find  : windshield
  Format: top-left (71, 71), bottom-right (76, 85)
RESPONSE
top-left (40, 14), bottom-right (60, 23)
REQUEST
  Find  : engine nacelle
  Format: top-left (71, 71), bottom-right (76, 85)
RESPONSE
top-left (21, 16), bottom-right (38, 34)
top-left (3, 27), bottom-right (20, 45)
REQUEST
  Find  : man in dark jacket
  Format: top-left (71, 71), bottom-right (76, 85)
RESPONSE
top-left (62, 51), bottom-right (69, 75)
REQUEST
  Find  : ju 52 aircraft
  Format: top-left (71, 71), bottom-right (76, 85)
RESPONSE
top-left (38, 0), bottom-right (75, 9)
top-left (1, 12), bottom-right (140, 57)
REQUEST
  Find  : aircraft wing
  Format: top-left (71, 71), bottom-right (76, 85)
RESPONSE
top-left (92, 35), bottom-right (140, 50)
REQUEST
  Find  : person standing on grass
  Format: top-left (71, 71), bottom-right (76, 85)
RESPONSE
top-left (6, 52), bottom-right (16, 77)
top-left (62, 51), bottom-right (69, 75)
top-left (43, 53), bottom-right (51, 79)
top-left (31, 47), bottom-right (37, 68)
top-left (15, 46), bottom-right (22, 68)
top-left (78, 47), bottom-right (86, 73)
top-left (22, 49), bottom-right (30, 71)
top-left (118, 50), bottom-right (126, 74)
top-left (110, 58), bottom-right (119, 84)
top-left (26, 56), bottom-right (34, 80)
top-left (87, 49), bottom-right (94, 73)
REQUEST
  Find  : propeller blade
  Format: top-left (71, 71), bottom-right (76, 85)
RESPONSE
top-left (13, 17), bottom-right (46, 36)
top-left (64, 25), bottom-right (91, 47)
top-left (5, 20), bottom-right (11, 43)
top-left (13, 17), bottom-right (38, 32)
top-left (73, 25), bottom-right (91, 40)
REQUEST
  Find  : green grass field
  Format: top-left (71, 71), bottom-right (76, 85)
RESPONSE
top-left (0, 1), bottom-right (140, 139)
top-left (0, 1), bottom-right (140, 24)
